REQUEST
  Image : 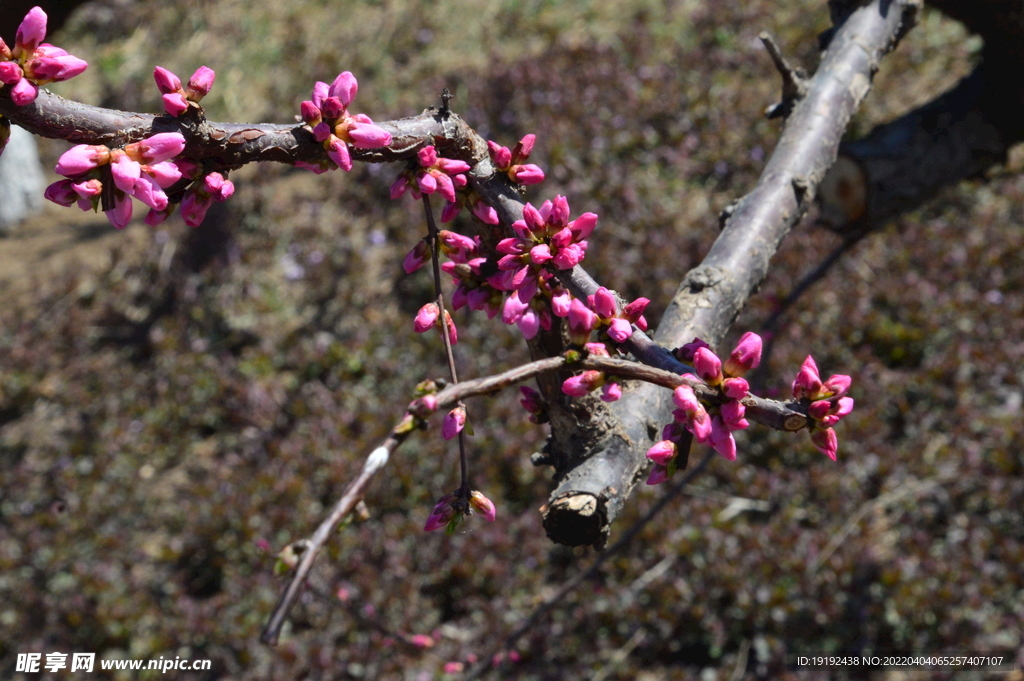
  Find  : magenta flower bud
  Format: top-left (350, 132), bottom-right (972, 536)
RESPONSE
top-left (693, 347), bottom-right (723, 386)
top-left (567, 298), bottom-right (597, 344)
top-left (673, 385), bottom-right (701, 413)
top-left (569, 212), bottom-right (598, 240)
top-left (55, 144), bottom-right (110, 176)
top-left (105, 192), bottom-right (133, 230)
top-left (131, 174), bottom-right (169, 211)
top-left (70, 178), bottom-right (101, 200)
top-left (320, 96), bottom-right (345, 120)
top-left (186, 65), bottom-right (215, 100)
top-left (469, 490), bottom-right (497, 522)
top-left (646, 464), bottom-right (669, 486)
top-left (10, 77), bottom-right (38, 106)
top-left (501, 291), bottom-right (528, 325)
top-left (328, 71), bottom-right (358, 106)
top-left (417, 145), bottom-right (437, 168)
top-left (792, 355), bottom-right (822, 400)
top-left (0, 37), bottom-right (11, 61)
top-left (300, 100), bottom-right (321, 125)
top-left (442, 310), bottom-right (458, 345)
top-left (676, 338), bottom-right (710, 363)
top-left (520, 385), bottom-right (543, 411)
top-left (110, 155), bottom-right (141, 192)
top-left (488, 141), bottom-right (512, 168)
top-left (0, 62), bottom-right (23, 85)
top-left (496, 237), bottom-right (526, 255)
top-left (44, 179), bottom-right (78, 206)
top-left (310, 81), bottom-right (329, 108)
top-left (414, 303), bottom-right (440, 333)
top-left (144, 161), bottom-right (182, 188)
top-left (822, 374), bottom-right (852, 398)
top-left (561, 370), bottom-right (604, 396)
top-left (311, 121), bottom-right (332, 143)
top-left (646, 440), bottom-right (678, 466)
top-left (442, 406), bottom-right (467, 440)
top-left (808, 400), bottom-right (832, 420)
top-left (390, 175), bottom-right (410, 200)
top-left (811, 427), bottom-right (839, 461)
top-left (347, 122), bottom-right (392, 149)
top-left (132, 132), bottom-right (186, 164)
top-left (28, 50), bottom-right (88, 82)
top-left (213, 179), bottom-right (234, 201)
top-left (471, 201), bottom-right (499, 225)
top-left (550, 226), bottom-right (574, 249)
top-left (709, 416), bottom-right (737, 461)
top-left (720, 399), bottom-right (748, 430)
top-left (551, 290), bottom-right (572, 318)
top-left (162, 92), bottom-right (189, 117)
top-left (607, 318), bottom-right (633, 343)
top-left (403, 239), bottom-right (429, 274)
top-left (180, 191), bottom-right (213, 227)
top-left (521, 202), bottom-right (544, 233)
top-left (144, 208), bottom-right (171, 226)
top-left (408, 394), bottom-right (439, 418)
top-left (584, 342), bottom-right (610, 357)
top-left (436, 158), bottom-right (471, 174)
top-left (424, 494), bottom-right (455, 532)
top-left (510, 163), bottom-right (545, 185)
top-left (600, 381), bottom-right (621, 402)
top-left (721, 377), bottom-right (749, 400)
top-left (416, 171), bottom-right (437, 195)
top-left (514, 134), bottom-right (536, 160)
top-left (434, 173), bottom-right (456, 203)
top-left (724, 331), bottom-right (762, 377)
top-left (153, 66), bottom-right (182, 94)
top-left (552, 242), bottom-right (586, 269)
top-left (834, 396), bottom-right (854, 418)
top-left (529, 244), bottom-right (553, 264)
top-left (15, 6), bottom-right (48, 55)
top-left (325, 137), bottom-right (352, 171)
top-left (593, 287), bottom-right (617, 318)
top-left (550, 195), bottom-right (570, 225)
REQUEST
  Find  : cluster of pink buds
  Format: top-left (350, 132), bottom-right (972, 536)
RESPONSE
top-left (390, 145), bottom-right (470, 204)
top-left (153, 65), bottom-right (215, 117)
top-left (487, 134), bottom-right (545, 185)
top-left (45, 132), bottom-right (187, 229)
top-left (178, 171), bottom-right (234, 227)
top-left (424, 489), bottom-right (496, 533)
top-left (0, 7), bottom-right (87, 106)
top-left (791, 356), bottom-right (854, 460)
top-left (647, 332), bottom-right (764, 483)
top-left (413, 302), bottom-right (459, 346)
top-left (498, 195), bottom-right (596, 273)
top-left (298, 72), bottom-right (392, 172)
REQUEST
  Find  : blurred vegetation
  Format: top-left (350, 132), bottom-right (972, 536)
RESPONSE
top-left (2, 0), bottom-right (1022, 679)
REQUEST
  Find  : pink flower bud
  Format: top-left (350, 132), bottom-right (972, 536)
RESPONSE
top-left (520, 386), bottom-right (544, 414)
top-left (408, 394), bottom-right (439, 418)
top-left (442, 310), bottom-right (458, 345)
top-left (622, 297), bottom-right (649, 326)
top-left (672, 385), bottom-right (700, 413)
top-left (414, 303), bottom-right (440, 332)
top-left (28, 49), bottom-right (87, 82)
top-left (162, 92), bottom-right (189, 117)
top-left (409, 632), bottom-right (436, 647)
top-left (417, 145), bottom-right (437, 168)
top-left (569, 212), bottom-right (598, 240)
top-left (549, 195), bottom-right (570, 225)
top-left (15, 7), bottom-right (48, 55)
top-left (417, 171), bottom-right (437, 195)
top-left (646, 463), bottom-right (669, 486)
top-left (693, 347), bottom-right (723, 386)
top-left (811, 427), bottom-right (838, 461)
top-left (144, 208), bottom-right (171, 226)
top-left (792, 356), bottom-right (822, 400)
top-left (434, 173), bottom-right (456, 203)
top-left (153, 66), bottom-right (182, 94)
top-left (131, 174), bottom-right (168, 211)
top-left (808, 400), bottom-right (832, 420)
top-left (600, 381), bottom-right (621, 402)
top-left (709, 416), bottom-right (737, 461)
top-left (511, 163), bottom-right (545, 184)
top-left (328, 71), bottom-right (358, 106)
top-left (834, 396), bottom-right (854, 418)
top-left (442, 406), bottom-right (467, 440)
top-left (300, 100), bottom-right (321, 125)
top-left (552, 242), bottom-right (586, 269)
top-left (471, 200), bottom-right (499, 224)
top-left (10, 77), bottom-right (38, 106)
top-left (584, 342), bottom-right (610, 356)
top-left (443, 662), bottom-right (465, 674)
top-left (181, 191), bottom-right (213, 227)
top-left (607, 318), bottom-right (633, 343)
top-left (723, 331), bottom-right (762, 377)
top-left (646, 440), bottom-right (678, 466)
top-left (822, 374), bottom-right (852, 398)
top-left (0, 62), bottom-right (23, 85)
top-left (514, 134), bottom-right (536, 160)
top-left (144, 161), bottom-right (182, 188)
top-left (517, 308), bottom-right (540, 339)
top-left (44, 179), bottom-right (78, 206)
top-left (0, 37), bottom-right (11, 61)
top-left (561, 370), bottom-right (603, 396)
top-left (469, 490), bottom-right (496, 522)
top-left (105, 192), bottom-right (133, 230)
top-left (567, 298), bottom-right (597, 344)
top-left (131, 132), bottom-right (186, 164)
top-left (390, 175), bottom-right (410, 200)
top-left (676, 338), bottom-right (710, 363)
top-left (186, 65), bottom-right (215, 100)
top-left (321, 96), bottom-right (345, 120)
top-left (720, 399), bottom-right (748, 430)
top-left (311, 81), bottom-right (329, 108)
top-left (347, 122), bottom-right (392, 149)
top-left (403, 240), bottom-right (429, 274)
top-left (721, 377), bottom-right (749, 400)
top-left (592, 287), bottom-right (617, 318)
top-left (311, 121), bottom-right (332, 142)
top-left (55, 144), bottom-right (110, 176)
top-left (110, 155), bottom-right (141, 193)
top-left (326, 137), bottom-right (352, 171)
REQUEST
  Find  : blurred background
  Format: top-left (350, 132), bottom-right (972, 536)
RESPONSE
top-left (2, 0), bottom-right (1022, 678)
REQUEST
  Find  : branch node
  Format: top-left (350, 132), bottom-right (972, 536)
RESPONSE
top-left (759, 32), bottom-right (808, 120)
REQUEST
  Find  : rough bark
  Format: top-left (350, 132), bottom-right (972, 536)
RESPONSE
top-left (541, 0), bottom-right (921, 547)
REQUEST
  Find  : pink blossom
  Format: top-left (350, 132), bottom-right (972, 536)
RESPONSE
top-left (592, 287), bottom-right (617, 318)
top-left (153, 66), bottom-right (181, 94)
top-left (326, 136), bottom-right (352, 171)
top-left (562, 370), bottom-right (603, 396)
top-left (300, 100), bottom-right (321, 125)
top-left (186, 66), bottom-right (215, 100)
top-left (720, 400), bottom-right (748, 430)
top-left (646, 463), bottom-right (669, 486)
top-left (15, 7), bottom-right (47, 55)
top-left (676, 338), bottom-right (710, 363)
top-left (822, 374), bottom-right (852, 398)
top-left (162, 92), bottom-right (188, 117)
top-left (469, 490), bottom-right (496, 522)
top-left (0, 62), bottom-right (23, 85)
top-left (180, 191), bottom-right (214, 227)
top-left (646, 440), bottom-right (678, 466)
top-left (414, 303), bottom-right (440, 333)
top-left (471, 200), bottom-right (499, 224)
top-left (517, 308), bottom-right (540, 339)
top-left (26, 46), bottom-right (87, 82)
top-left (724, 331), bottom-right (762, 377)
top-left (693, 347), bottom-right (723, 386)
top-left (55, 145), bottom-right (110, 176)
top-left (709, 416), bottom-right (737, 461)
top-left (584, 342), bottom-right (610, 357)
top-left (551, 290), bottom-right (572, 317)
top-left (811, 427), bottom-right (838, 461)
top-left (329, 71), bottom-right (358, 106)
top-left (721, 377), bottom-right (749, 400)
top-left (110, 154), bottom-right (141, 192)
top-left (607, 318), bottom-right (633, 343)
top-left (808, 400), bottom-right (832, 420)
top-left (10, 78), bottom-right (37, 106)
top-left (403, 240), bottom-right (429, 274)
top-left (347, 121), bottom-right (392, 148)
top-left (792, 355), bottom-right (822, 400)
top-left (511, 163), bottom-right (545, 184)
top-left (567, 298), bottom-right (597, 344)
top-left (407, 394), bottom-right (439, 418)
top-left (128, 132), bottom-right (186, 164)
top-left (834, 396), bottom-right (854, 418)
top-left (44, 179), bottom-right (78, 206)
top-left (442, 406), bottom-right (467, 440)
top-left (105, 193), bottom-right (133, 230)
top-left (600, 381), bottom-right (621, 402)
top-left (622, 297), bottom-right (650, 330)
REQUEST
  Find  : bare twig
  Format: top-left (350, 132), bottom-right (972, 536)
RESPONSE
top-left (759, 32), bottom-right (808, 119)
